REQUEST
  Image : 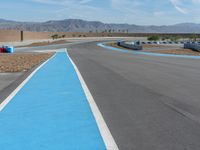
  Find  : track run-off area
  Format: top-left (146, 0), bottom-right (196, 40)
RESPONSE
top-left (0, 50), bottom-right (117, 150)
top-left (1, 39), bottom-right (200, 150)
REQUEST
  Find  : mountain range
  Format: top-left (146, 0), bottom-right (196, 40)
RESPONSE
top-left (0, 19), bottom-right (200, 33)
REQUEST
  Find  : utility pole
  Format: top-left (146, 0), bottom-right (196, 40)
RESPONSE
top-left (20, 30), bottom-right (24, 41)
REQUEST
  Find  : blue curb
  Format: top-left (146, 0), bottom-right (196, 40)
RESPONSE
top-left (97, 43), bottom-right (200, 59)
top-left (0, 52), bottom-right (106, 150)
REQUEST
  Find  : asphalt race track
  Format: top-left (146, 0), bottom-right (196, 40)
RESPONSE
top-left (13, 41), bottom-right (200, 149)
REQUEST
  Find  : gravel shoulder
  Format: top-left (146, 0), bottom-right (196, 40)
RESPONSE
top-left (148, 49), bottom-right (200, 56)
top-left (143, 44), bottom-right (176, 49)
top-left (0, 52), bottom-right (54, 104)
top-left (0, 52), bottom-right (53, 72)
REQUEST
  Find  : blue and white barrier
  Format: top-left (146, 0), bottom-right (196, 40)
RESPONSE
top-left (117, 41), bottom-right (143, 50)
top-left (0, 46), bottom-right (14, 53)
top-left (5, 46), bottom-right (14, 53)
top-left (184, 43), bottom-right (200, 52)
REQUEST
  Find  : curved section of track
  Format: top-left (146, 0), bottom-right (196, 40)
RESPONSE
top-left (98, 42), bottom-right (200, 59)
top-left (15, 40), bottom-right (200, 150)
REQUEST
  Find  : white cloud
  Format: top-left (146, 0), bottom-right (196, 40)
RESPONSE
top-left (110, 0), bottom-right (142, 13)
top-left (32, 0), bottom-right (123, 25)
top-left (32, 0), bottom-right (91, 5)
top-left (30, 0), bottom-right (200, 25)
top-left (170, 0), bottom-right (188, 14)
top-left (174, 5), bottom-right (188, 14)
top-left (79, 0), bottom-right (92, 4)
top-left (192, 0), bottom-right (200, 3)
top-left (170, 0), bottom-right (200, 14)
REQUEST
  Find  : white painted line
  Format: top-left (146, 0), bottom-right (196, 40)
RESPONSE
top-left (65, 49), bottom-right (119, 150)
top-left (0, 53), bottom-right (56, 112)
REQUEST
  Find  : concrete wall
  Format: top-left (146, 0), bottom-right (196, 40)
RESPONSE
top-left (23, 31), bottom-right (53, 41)
top-left (0, 30), bottom-right (21, 42)
top-left (0, 30), bottom-right (136, 42)
top-left (0, 30), bottom-right (69, 42)
top-left (1, 29), bottom-right (200, 42)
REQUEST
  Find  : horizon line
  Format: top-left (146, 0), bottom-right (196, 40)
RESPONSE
top-left (0, 18), bottom-right (199, 27)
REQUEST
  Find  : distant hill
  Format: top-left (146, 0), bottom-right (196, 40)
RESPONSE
top-left (0, 19), bottom-right (200, 33)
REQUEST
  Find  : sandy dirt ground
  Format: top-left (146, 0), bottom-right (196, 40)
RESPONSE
top-left (0, 53), bottom-right (53, 73)
top-left (143, 44), bottom-right (175, 49)
top-left (148, 49), bottom-right (200, 55)
top-left (17, 40), bottom-right (70, 48)
top-left (107, 42), bottom-right (200, 56)
top-left (107, 42), bottom-right (174, 49)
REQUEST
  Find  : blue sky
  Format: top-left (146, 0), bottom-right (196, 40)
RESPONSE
top-left (0, 0), bottom-right (200, 25)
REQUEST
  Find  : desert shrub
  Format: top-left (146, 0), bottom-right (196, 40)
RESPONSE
top-left (51, 34), bottom-right (59, 40)
top-left (62, 34), bottom-right (66, 38)
top-left (148, 35), bottom-right (160, 41)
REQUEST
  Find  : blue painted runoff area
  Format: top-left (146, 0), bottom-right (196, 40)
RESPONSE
top-left (0, 52), bottom-right (106, 150)
top-left (98, 43), bottom-right (200, 59)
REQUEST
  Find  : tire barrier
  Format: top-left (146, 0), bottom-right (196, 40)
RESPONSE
top-left (184, 43), bottom-right (200, 52)
top-left (0, 47), bottom-right (6, 53)
top-left (117, 40), bottom-right (200, 52)
top-left (0, 46), bottom-right (14, 53)
top-left (117, 41), bottom-right (143, 50)
top-left (142, 41), bottom-right (200, 45)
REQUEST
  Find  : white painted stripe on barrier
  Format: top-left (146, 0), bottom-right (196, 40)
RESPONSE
top-left (0, 53), bottom-right (56, 112)
top-left (65, 49), bottom-right (119, 150)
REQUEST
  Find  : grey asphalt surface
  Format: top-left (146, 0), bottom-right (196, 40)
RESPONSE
top-left (4, 40), bottom-right (200, 149)
top-left (0, 73), bottom-right (23, 104)
top-left (0, 73), bottom-right (22, 92)
top-left (15, 37), bottom-right (145, 52)
top-left (0, 65), bottom-right (43, 104)
top-left (67, 42), bottom-right (200, 150)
